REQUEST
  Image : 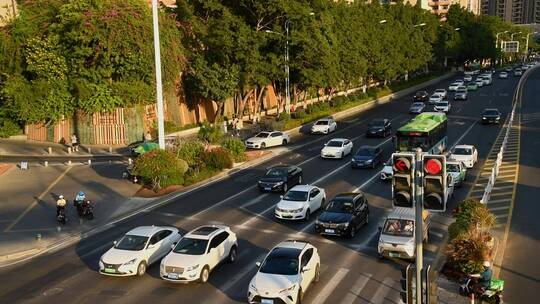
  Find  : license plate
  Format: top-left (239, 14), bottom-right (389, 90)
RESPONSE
top-left (168, 273), bottom-right (179, 279)
top-left (325, 229), bottom-right (335, 234)
top-left (389, 252), bottom-right (400, 258)
top-left (261, 299), bottom-right (274, 304)
top-left (265, 187), bottom-right (271, 191)
top-left (104, 268), bottom-right (116, 273)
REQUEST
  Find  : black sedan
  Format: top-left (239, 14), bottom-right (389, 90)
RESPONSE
top-left (351, 146), bottom-right (383, 169)
top-left (482, 108), bottom-right (501, 125)
top-left (366, 118), bottom-right (392, 138)
top-left (315, 193), bottom-right (369, 238)
top-left (413, 90), bottom-right (429, 102)
top-left (257, 165), bottom-right (303, 193)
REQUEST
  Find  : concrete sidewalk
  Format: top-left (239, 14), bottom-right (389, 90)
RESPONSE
top-left (0, 138), bottom-right (128, 157)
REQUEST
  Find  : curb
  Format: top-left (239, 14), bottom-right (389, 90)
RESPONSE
top-left (0, 72), bottom-right (455, 267)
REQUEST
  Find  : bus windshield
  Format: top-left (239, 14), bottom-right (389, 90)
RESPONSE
top-left (397, 136), bottom-right (427, 151)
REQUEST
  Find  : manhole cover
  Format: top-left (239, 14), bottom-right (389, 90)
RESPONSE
top-left (42, 287), bottom-right (63, 296)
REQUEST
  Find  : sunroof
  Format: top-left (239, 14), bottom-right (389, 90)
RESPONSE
top-left (191, 226), bottom-right (219, 235)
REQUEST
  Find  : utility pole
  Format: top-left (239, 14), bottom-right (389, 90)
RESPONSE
top-left (152, 0), bottom-right (166, 149)
top-left (285, 19), bottom-right (291, 115)
top-left (525, 32), bottom-right (538, 61)
top-left (414, 147), bottom-right (424, 304)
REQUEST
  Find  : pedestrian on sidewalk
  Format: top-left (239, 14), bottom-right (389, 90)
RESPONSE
top-left (71, 134), bottom-right (79, 152)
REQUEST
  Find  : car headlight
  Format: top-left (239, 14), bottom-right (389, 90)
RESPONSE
top-left (365, 160), bottom-right (373, 164)
top-left (123, 258), bottom-right (137, 266)
top-left (279, 285), bottom-right (296, 294)
top-left (275, 181), bottom-right (284, 186)
top-left (187, 264), bottom-right (199, 272)
top-left (293, 208), bottom-right (304, 213)
top-left (315, 220), bottom-right (321, 225)
top-left (338, 222), bottom-right (350, 228)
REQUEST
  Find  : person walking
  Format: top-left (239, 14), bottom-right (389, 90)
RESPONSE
top-left (71, 133), bottom-right (79, 152)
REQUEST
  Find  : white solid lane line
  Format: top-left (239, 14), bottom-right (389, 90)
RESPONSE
top-left (340, 273), bottom-right (373, 304)
top-left (311, 268), bottom-right (350, 304)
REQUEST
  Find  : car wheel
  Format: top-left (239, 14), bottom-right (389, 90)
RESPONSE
top-left (304, 209), bottom-right (310, 221)
top-left (283, 183), bottom-right (288, 194)
top-left (314, 264), bottom-right (320, 283)
top-left (199, 266), bottom-right (210, 283)
top-left (136, 261), bottom-right (147, 276)
top-left (228, 246), bottom-right (238, 263)
top-left (282, 139), bottom-right (288, 145)
top-left (260, 142), bottom-right (266, 149)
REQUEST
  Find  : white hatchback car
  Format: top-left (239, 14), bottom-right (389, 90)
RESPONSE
top-left (448, 82), bottom-right (461, 91)
top-left (99, 226), bottom-right (181, 277)
top-left (434, 89), bottom-right (447, 99)
top-left (245, 131), bottom-right (290, 149)
top-left (275, 185), bottom-right (326, 221)
top-left (248, 240), bottom-right (321, 304)
top-left (160, 225), bottom-right (238, 283)
top-left (450, 145), bottom-right (478, 168)
top-left (311, 118), bottom-right (337, 134)
top-left (321, 138), bottom-right (353, 159)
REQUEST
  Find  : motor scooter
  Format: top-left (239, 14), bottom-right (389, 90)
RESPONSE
top-left (459, 275), bottom-right (504, 304)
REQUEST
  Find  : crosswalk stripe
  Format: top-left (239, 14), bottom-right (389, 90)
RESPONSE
top-left (311, 268), bottom-right (350, 304)
top-left (340, 273), bottom-right (373, 304)
top-left (369, 277), bottom-right (395, 304)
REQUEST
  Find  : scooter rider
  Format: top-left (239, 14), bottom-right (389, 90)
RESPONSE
top-left (56, 195), bottom-right (67, 216)
top-left (75, 191), bottom-right (86, 206)
top-left (471, 261), bottom-right (493, 290)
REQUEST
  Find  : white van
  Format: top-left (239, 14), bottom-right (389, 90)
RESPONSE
top-left (377, 207), bottom-right (430, 260)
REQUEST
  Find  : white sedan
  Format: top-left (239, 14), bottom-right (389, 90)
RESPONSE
top-left (380, 158), bottom-right (393, 181)
top-left (450, 145), bottom-right (478, 168)
top-left (448, 82), bottom-right (461, 91)
top-left (434, 100), bottom-right (451, 113)
top-left (311, 118), bottom-right (337, 134)
top-left (99, 226), bottom-right (181, 277)
top-left (245, 131), bottom-right (290, 149)
top-left (429, 93), bottom-right (443, 104)
top-left (160, 225), bottom-right (238, 283)
top-left (248, 240), bottom-right (321, 304)
top-left (434, 89), bottom-right (447, 99)
top-left (275, 185), bottom-right (326, 221)
top-left (321, 138), bottom-right (353, 159)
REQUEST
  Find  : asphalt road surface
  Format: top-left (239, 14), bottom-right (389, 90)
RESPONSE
top-left (498, 67), bottom-right (540, 303)
top-left (0, 73), bottom-right (521, 304)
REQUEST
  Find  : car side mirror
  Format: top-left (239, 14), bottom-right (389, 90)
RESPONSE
top-left (255, 261), bottom-right (261, 268)
top-left (302, 266), bottom-right (310, 273)
top-left (113, 240), bottom-right (118, 246)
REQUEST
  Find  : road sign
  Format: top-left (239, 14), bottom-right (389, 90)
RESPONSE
top-left (502, 41), bottom-right (520, 53)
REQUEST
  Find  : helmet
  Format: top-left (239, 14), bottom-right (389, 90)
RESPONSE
top-left (59, 195), bottom-right (64, 199)
top-left (483, 261), bottom-right (491, 267)
top-left (78, 191), bottom-right (85, 196)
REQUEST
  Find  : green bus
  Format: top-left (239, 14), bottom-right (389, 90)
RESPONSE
top-left (395, 112), bottom-right (448, 154)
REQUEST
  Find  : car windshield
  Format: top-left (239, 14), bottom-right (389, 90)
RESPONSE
top-left (256, 132), bottom-right (270, 138)
top-left (369, 120), bottom-right (385, 127)
top-left (457, 89), bottom-right (467, 93)
top-left (411, 102), bottom-right (424, 107)
top-left (315, 120), bottom-right (329, 125)
top-left (356, 148), bottom-right (374, 156)
top-left (415, 91), bottom-right (427, 96)
top-left (115, 235), bottom-right (148, 251)
top-left (447, 164), bottom-right (461, 172)
top-left (382, 219), bottom-right (414, 237)
top-left (430, 94), bottom-right (440, 98)
top-left (453, 147), bottom-right (472, 155)
top-left (173, 237), bottom-right (208, 255)
top-left (483, 110), bottom-right (499, 116)
top-left (266, 168), bottom-right (287, 177)
top-left (326, 140), bottom-right (343, 147)
top-left (260, 255), bottom-right (299, 275)
top-left (325, 199), bottom-right (354, 213)
top-left (283, 190), bottom-right (308, 202)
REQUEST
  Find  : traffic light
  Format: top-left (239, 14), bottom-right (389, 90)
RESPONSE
top-left (392, 153), bottom-right (415, 208)
top-left (423, 154), bottom-right (447, 211)
top-left (400, 264), bottom-right (414, 304)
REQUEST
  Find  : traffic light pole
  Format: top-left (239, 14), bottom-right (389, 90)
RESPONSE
top-left (414, 148), bottom-right (424, 304)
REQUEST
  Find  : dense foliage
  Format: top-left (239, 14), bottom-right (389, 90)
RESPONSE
top-left (220, 137), bottom-right (247, 162)
top-left (132, 149), bottom-right (189, 191)
top-left (0, 0), bottom-right (531, 129)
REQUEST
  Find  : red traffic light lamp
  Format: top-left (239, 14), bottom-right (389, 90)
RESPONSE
top-left (424, 158), bottom-right (442, 175)
top-left (394, 157), bottom-right (411, 173)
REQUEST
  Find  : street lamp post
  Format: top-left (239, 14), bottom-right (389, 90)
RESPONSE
top-left (511, 31), bottom-right (522, 41)
top-left (284, 20), bottom-right (291, 115)
top-left (151, 0), bottom-right (165, 150)
top-left (495, 30), bottom-right (509, 48)
top-left (525, 32), bottom-right (538, 61)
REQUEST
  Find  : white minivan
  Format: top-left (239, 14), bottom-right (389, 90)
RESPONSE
top-left (377, 208), bottom-right (430, 260)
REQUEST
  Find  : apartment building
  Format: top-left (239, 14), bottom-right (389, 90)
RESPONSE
top-left (481, 0), bottom-right (540, 23)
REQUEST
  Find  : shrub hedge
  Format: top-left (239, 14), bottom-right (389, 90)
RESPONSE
top-left (201, 147), bottom-right (234, 170)
top-left (220, 137), bottom-right (246, 162)
top-left (132, 149), bottom-right (188, 191)
top-left (198, 122), bottom-right (223, 143)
